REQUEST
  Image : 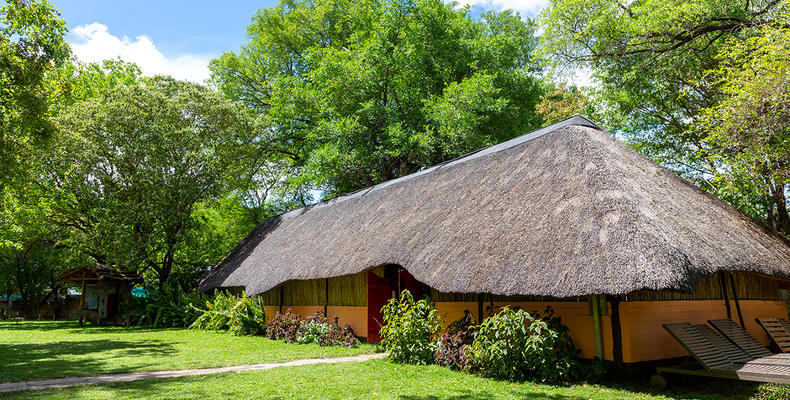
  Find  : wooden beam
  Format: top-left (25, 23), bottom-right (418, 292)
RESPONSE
top-left (78, 280), bottom-right (86, 326)
top-left (591, 294), bottom-right (604, 360)
top-left (720, 271), bottom-right (732, 319)
top-left (730, 273), bottom-right (746, 328)
top-left (609, 295), bottom-right (624, 368)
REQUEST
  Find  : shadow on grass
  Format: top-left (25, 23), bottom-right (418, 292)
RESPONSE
top-left (598, 374), bottom-right (765, 400)
top-left (0, 321), bottom-right (80, 331)
top-left (399, 391), bottom-right (591, 400)
top-left (0, 339), bottom-right (176, 383)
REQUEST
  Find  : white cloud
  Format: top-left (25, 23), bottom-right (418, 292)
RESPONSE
top-left (456, 0), bottom-right (549, 17)
top-left (69, 23), bottom-right (212, 83)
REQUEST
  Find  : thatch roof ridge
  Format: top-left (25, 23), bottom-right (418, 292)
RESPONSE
top-left (280, 115), bottom-right (602, 219)
top-left (199, 117), bottom-right (790, 297)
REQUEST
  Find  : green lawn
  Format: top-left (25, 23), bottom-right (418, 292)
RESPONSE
top-left (2, 359), bottom-right (789, 400)
top-left (0, 321), bottom-right (376, 383)
top-left (3, 321), bottom-right (789, 399)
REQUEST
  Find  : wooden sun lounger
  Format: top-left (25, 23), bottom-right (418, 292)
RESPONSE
top-left (657, 322), bottom-right (790, 384)
top-left (756, 318), bottom-right (790, 353)
top-left (708, 319), bottom-right (773, 358)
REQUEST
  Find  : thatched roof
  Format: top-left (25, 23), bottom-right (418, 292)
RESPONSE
top-left (199, 116), bottom-right (790, 297)
top-left (57, 264), bottom-right (141, 284)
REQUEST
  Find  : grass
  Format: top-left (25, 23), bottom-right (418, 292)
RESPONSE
top-left (2, 321), bottom-right (789, 399)
top-left (3, 359), bottom-right (789, 400)
top-left (0, 321), bottom-right (375, 383)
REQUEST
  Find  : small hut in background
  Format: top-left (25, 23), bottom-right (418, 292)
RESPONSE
top-left (200, 116), bottom-right (790, 367)
top-left (57, 264), bottom-right (141, 324)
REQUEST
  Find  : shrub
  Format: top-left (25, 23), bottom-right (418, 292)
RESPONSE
top-left (435, 311), bottom-right (476, 369)
top-left (138, 285), bottom-right (206, 328)
top-left (267, 308), bottom-right (302, 342)
top-left (379, 290), bottom-right (441, 364)
top-left (297, 312), bottom-right (330, 344)
top-left (318, 316), bottom-right (359, 348)
top-left (466, 306), bottom-right (578, 383)
top-left (190, 291), bottom-right (266, 336)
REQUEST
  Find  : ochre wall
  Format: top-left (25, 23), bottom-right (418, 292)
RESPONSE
top-left (328, 306), bottom-right (367, 337)
top-left (619, 299), bottom-right (788, 363)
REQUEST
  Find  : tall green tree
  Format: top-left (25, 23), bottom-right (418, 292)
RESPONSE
top-left (45, 76), bottom-right (262, 287)
top-left (0, 0), bottom-right (69, 189)
top-left (699, 23), bottom-right (790, 232)
top-left (539, 0), bottom-right (790, 233)
top-left (211, 0), bottom-right (544, 196)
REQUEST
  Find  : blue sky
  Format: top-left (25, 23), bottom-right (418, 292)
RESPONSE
top-left (52, 0), bottom-right (549, 83)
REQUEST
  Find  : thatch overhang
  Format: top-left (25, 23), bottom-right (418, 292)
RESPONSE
top-left (57, 264), bottom-right (142, 285)
top-left (199, 116), bottom-right (790, 298)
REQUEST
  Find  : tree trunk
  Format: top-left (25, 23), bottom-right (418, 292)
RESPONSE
top-left (158, 246), bottom-right (175, 288)
top-left (769, 182), bottom-right (790, 236)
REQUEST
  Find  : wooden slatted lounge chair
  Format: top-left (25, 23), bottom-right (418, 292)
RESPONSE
top-left (757, 318), bottom-right (790, 353)
top-left (656, 322), bottom-right (790, 385)
top-left (708, 319), bottom-right (773, 358)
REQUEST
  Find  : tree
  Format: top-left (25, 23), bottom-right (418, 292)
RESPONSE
top-left (699, 23), bottom-right (790, 233)
top-left (0, 0), bottom-right (69, 189)
top-left (211, 0), bottom-right (544, 197)
top-left (535, 84), bottom-right (594, 124)
top-left (0, 185), bottom-right (77, 317)
top-left (539, 0), bottom-right (790, 233)
top-left (46, 76), bottom-right (261, 287)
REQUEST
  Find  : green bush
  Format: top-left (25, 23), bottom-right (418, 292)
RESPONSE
top-left (466, 306), bottom-right (577, 383)
top-left (297, 312), bottom-right (330, 344)
top-left (190, 291), bottom-right (266, 336)
top-left (137, 285), bottom-right (206, 328)
top-left (379, 290), bottom-right (441, 365)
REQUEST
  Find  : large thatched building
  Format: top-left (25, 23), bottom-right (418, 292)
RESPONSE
top-left (200, 116), bottom-right (790, 364)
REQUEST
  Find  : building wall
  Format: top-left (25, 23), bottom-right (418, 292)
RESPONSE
top-left (258, 271), bottom-right (368, 338)
top-left (619, 299), bottom-right (788, 363)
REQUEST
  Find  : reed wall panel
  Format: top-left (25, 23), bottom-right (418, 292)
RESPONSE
top-left (328, 273), bottom-right (367, 306)
top-left (625, 272), bottom-right (785, 301)
top-left (282, 280), bottom-right (326, 306)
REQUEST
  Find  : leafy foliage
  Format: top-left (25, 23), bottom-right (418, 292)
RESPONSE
top-left (699, 22), bottom-right (790, 233)
top-left (211, 0), bottom-right (544, 197)
top-left (266, 309), bottom-right (358, 347)
top-left (379, 290), bottom-right (441, 364)
top-left (317, 317), bottom-right (359, 348)
top-left (466, 306), bottom-right (577, 383)
top-left (0, 0), bottom-right (69, 188)
top-left (46, 75), bottom-right (262, 287)
top-left (434, 310), bottom-right (476, 370)
top-left (137, 285), bottom-right (207, 328)
top-left (296, 312), bottom-right (331, 344)
top-left (538, 0), bottom-right (790, 234)
top-left (266, 309), bottom-right (302, 343)
top-left (190, 291), bottom-right (266, 336)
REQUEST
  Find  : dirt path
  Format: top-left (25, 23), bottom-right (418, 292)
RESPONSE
top-left (0, 353), bottom-right (388, 393)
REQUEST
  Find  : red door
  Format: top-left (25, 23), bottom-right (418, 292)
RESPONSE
top-left (398, 269), bottom-right (424, 300)
top-left (367, 269), bottom-right (393, 342)
top-left (367, 266), bottom-right (425, 342)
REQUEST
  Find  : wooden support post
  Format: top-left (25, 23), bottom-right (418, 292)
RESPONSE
top-left (78, 280), bottom-right (86, 326)
top-left (719, 271), bottom-right (732, 319)
top-left (781, 290), bottom-right (790, 320)
top-left (730, 273), bottom-right (746, 328)
top-left (324, 278), bottom-right (329, 317)
top-left (477, 294), bottom-right (484, 324)
top-left (591, 294), bottom-right (604, 360)
top-left (279, 286), bottom-right (284, 314)
top-left (608, 295), bottom-right (623, 368)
